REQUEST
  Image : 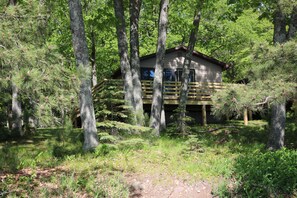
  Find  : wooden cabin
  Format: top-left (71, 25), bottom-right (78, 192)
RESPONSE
top-left (94, 46), bottom-right (229, 125)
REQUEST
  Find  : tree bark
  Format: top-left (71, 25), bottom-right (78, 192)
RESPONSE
top-left (113, 0), bottom-right (134, 109)
top-left (8, 0), bottom-right (17, 6)
top-left (288, 6), bottom-right (297, 40)
top-left (177, 1), bottom-right (202, 135)
top-left (68, 0), bottom-right (99, 150)
top-left (11, 83), bottom-right (23, 137)
top-left (273, 3), bottom-right (287, 44)
top-left (130, 0), bottom-right (144, 125)
top-left (268, 1), bottom-right (288, 150)
top-left (268, 103), bottom-right (285, 150)
top-left (150, 0), bottom-right (169, 136)
top-left (243, 108), bottom-right (248, 126)
top-left (8, 0), bottom-right (23, 137)
top-left (90, 30), bottom-right (97, 87)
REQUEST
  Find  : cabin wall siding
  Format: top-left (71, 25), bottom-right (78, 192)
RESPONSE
top-left (140, 51), bottom-right (222, 83)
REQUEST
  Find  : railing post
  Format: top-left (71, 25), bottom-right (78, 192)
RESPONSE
top-left (202, 104), bottom-right (207, 126)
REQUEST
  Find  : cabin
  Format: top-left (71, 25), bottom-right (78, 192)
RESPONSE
top-left (94, 46), bottom-right (229, 125)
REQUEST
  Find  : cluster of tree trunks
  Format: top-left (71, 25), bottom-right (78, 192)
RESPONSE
top-left (113, 0), bottom-right (144, 126)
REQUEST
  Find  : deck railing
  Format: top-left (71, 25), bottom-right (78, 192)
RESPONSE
top-left (93, 79), bottom-right (224, 105)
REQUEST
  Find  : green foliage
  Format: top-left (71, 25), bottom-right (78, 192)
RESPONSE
top-left (0, 2), bottom-right (78, 129)
top-left (222, 149), bottom-right (297, 197)
top-left (118, 138), bottom-right (146, 150)
top-left (212, 41), bottom-right (297, 119)
top-left (165, 108), bottom-right (194, 136)
top-left (95, 82), bottom-right (132, 122)
top-left (94, 82), bottom-right (151, 135)
top-left (95, 132), bottom-right (119, 156)
top-left (184, 135), bottom-right (204, 153)
top-left (53, 119), bottom-right (82, 158)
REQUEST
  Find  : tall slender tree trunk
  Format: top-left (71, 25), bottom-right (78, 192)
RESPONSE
top-left (177, 1), bottom-right (202, 135)
top-left (150, 0), bottom-right (169, 136)
top-left (267, 2), bottom-right (288, 150)
top-left (8, 0), bottom-right (23, 137)
top-left (130, 0), bottom-right (144, 126)
top-left (90, 30), bottom-right (97, 87)
top-left (11, 83), bottom-right (23, 137)
top-left (113, 0), bottom-right (135, 110)
top-left (68, 0), bottom-right (98, 150)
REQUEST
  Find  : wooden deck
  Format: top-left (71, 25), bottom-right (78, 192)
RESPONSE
top-left (93, 79), bottom-right (224, 105)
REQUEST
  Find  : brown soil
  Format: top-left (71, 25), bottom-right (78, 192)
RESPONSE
top-left (126, 173), bottom-right (214, 198)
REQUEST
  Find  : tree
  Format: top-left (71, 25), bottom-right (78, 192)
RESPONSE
top-left (6, 0), bottom-right (23, 137)
top-left (212, 0), bottom-right (297, 150)
top-left (150, 0), bottom-right (169, 135)
top-left (113, 0), bottom-right (134, 111)
top-left (68, 0), bottom-right (99, 150)
top-left (268, 0), bottom-right (296, 150)
top-left (1, 0), bottom-right (77, 137)
top-left (130, 0), bottom-right (144, 126)
top-left (177, 0), bottom-right (203, 135)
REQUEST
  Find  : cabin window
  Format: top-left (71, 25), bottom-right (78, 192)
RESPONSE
top-left (141, 68), bottom-right (155, 80)
top-left (140, 68), bottom-right (195, 82)
top-left (176, 69), bottom-right (195, 82)
top-left (141, 68), bottom-right (176, 81)
top-left (163, 68), bottom-right (176, 81)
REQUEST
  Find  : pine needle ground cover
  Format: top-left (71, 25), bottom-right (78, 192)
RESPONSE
top-left (0, 120), bottom-right (296, 197)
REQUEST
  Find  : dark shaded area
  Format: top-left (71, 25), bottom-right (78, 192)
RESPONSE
top-left (0, 128), bottom-right (84, 173)
top-left (143, 104), bottom-right (222, 126)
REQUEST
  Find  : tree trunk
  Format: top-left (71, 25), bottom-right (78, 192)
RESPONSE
top-left (268, 2), bottom-right (288, 150)
top-left (11, 83), bottom-right (23, 137)
top-left (113, 0), bottom-right (134, 110)
top-left (130, 0), bottom-right (144, 125)
top-left (268, 103), bottom-right (285, 150)
top-left (8, 0), bottom-right (22, 137)
top-left (288, 6), bottom-right (297, 40)
top-left (243, 108), bottom-right (248, 126)
top-left (177, 1), bottom-right (202, 135)
top-left (8, 0), bottom-right (17, 6)
top-left (90, 30), bottom-right (97, 87)
top-left (68, 0), bottom-right (99, 150)
top-left (150, 0), bottom-right (169, 136)
top-left (273, 3), bottom-right (287, 44)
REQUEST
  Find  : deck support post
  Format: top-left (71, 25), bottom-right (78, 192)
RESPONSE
top-left (160, 104), bottom-right (166, 131)
top-left (202, 104), bottom-right (207, 126)
top-left (248, 109), bottom-right (253, 121)
top-left (244, 108), bottom-right (248, 126)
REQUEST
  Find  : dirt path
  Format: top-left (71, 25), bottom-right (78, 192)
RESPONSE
top-left (126, 173), bottom-right (213, 198)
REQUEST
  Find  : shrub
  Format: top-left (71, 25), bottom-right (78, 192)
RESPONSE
top-left (118, 138), bottom-right (146, 150)
top-left (227, 149), bottom-right (297, 197)
top-left (95, 144), bottom-right (118, 156)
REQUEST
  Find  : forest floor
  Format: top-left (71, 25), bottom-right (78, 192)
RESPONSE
top-left (0, 120), bottom-right (296, 197)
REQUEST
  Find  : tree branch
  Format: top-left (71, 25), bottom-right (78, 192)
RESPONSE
top-left (255, 96), bottom-right (273, 106)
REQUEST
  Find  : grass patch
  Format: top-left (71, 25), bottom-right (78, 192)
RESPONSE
top-left (0, 120), bottom-right (296, 197)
